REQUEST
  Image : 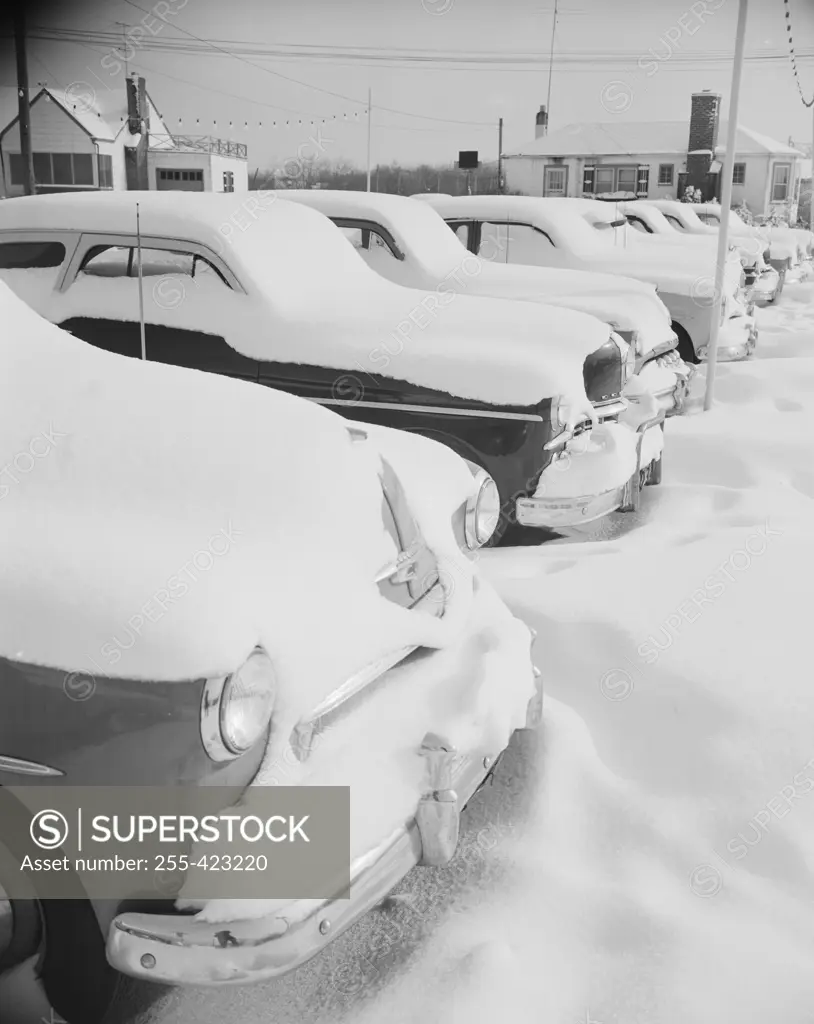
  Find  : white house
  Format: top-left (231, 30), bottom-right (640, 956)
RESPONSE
top-left (504, 92), bottom-right (804, 220)
top-left (0, 74), bottom-right (248, 198)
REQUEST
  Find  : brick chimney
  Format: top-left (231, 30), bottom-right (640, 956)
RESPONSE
top-left (686, 90), bottom-right (721, 198)
top-left (535, 105), bottom-right (548, 139)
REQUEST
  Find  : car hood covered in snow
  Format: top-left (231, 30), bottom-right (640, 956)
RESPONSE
top-left (0, 282), bottom-right (482, 716)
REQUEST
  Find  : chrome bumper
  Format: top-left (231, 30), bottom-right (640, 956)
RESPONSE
top-left (515, 411), bottom-right (665, 528)
top-left (106, 663), bottom-right (544, 987)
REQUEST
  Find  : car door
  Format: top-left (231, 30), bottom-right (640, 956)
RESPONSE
top-left (58, 236), bottom-right (259, 381)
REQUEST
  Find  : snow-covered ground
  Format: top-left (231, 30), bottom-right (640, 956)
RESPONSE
top-left (350, 273), bottom-right (814, 1024)
top-left (5, 277), bottom-right (813, 1024)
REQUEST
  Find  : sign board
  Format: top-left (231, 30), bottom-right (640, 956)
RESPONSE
top-left (458, 151), bottom-right (479, 170)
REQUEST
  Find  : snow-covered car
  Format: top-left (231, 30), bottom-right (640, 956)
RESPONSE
top-left (0, 191), bottom-right (666, 542)
top-left (629, 200), bottom-right (782, 307)
top-left (421, 194), bottom-right (756, 365)
top-left (690, 202), bottom-right (801, 281)
top-left (0, 280), bottom-right (540, 1023)
top-left (277, 189), bottom-right (693, 418)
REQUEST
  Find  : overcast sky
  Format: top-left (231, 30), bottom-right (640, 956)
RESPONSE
top-left (3, 0), bottom-right (814, 174)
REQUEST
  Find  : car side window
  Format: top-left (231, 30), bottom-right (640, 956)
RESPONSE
top-left (0, 240), bottom-right (68, 303)
top-left (338, 226), bottom-right (399, 267)
top-left (79, 245), bottom-right (228, 286)
top-left (627, 217), bottom-right (650, 234)
top-left (695, 212), bottom-right (716, 225)
top-left (664, 214), bottom-right (683, 229)
top-left (479, 222), bottom-right (553, 266)
top-left (0, 240), bottom-right (66, 269)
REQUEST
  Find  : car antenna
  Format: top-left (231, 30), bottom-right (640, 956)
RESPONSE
top-left (135, 201), bottom-right (147, 361)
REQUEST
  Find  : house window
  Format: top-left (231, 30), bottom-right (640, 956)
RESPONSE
top-left (732, 162), bottom-right (746, 185)
top-left (98, 154), bottom-right (113, 188)
top-left (658, 164), bottom-right (674, 186)
top-left (771, 163), bottom-right (790, 202)
top-left (8, 151), bottom-right (97, 187)
top-left (594, 167), bottom-right (615, 193)
top-left (543, 165), bottom-right (567, 196)
top-left (616, 167), bottom-right (638, 193)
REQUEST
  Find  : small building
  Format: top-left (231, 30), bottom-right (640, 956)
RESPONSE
top-left (503, 92), bottom-right (804, 220)
top-left (0, 74), bottom-right (247, 198)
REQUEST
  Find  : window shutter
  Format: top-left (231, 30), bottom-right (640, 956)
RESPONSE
top-left (636, 165), bottom-right (650, 197)
top-left (582, 164), bottom-right (595, 195)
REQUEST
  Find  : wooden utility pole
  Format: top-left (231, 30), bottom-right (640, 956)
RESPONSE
top-left (13, 6), bottom-right (36, 196)
top-left (498, 117), bottom-right (504, 193)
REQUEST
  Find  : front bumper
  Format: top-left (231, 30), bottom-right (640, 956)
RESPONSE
top-left (515, 409), bottom-right (665, 528)
top-left (106, 634), bottom-right (543, 987)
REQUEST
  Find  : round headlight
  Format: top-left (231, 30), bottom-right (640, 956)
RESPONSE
top-left (465, 470), bottom-right (501, 549)
top-left (219, 648), bottom-right (276, 756)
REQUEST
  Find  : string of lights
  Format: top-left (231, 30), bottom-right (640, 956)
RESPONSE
top-left (784, 0), bottom-right (814, 108)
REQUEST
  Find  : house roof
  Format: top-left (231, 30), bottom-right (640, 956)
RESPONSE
top-left (505, 120), bottom-right (805, 159)
top-left (0, 84), bottom-right (168, 144)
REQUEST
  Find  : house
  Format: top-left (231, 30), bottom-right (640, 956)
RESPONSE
top-left (0, 73), bottom-right (248, 198)
top-left (503, 92), bottom-right (804, 219)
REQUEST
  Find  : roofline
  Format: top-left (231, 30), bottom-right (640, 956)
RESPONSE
top-left (0, 86), bottom-right (117, 144)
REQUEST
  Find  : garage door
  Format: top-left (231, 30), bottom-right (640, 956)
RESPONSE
top-left (155, 169), bottom-right (205, 191)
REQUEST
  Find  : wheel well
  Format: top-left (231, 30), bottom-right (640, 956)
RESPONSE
top-left (672, 321), bottom-right (699, 364)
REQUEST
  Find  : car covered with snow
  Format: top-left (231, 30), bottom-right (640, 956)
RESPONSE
top-left (0, 190), bottom-right (666, 542)
top-left (277, 189), bottom-right (694, 418)
top-left (628, 199), bottom-right (783, 307)
top-left (420, 194), bottom-right (756, 366)
top-left (0, 280), bottom-right (540, 1022)
top-left (689, 202), bottom-right (804, 281)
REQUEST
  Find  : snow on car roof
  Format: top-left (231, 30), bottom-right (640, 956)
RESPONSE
top-left (272, 188), bottom-right (470, 276)
top-left (0, 279), bottom-right (467, 695)
top-left (0, 190), bottom-right (612, 409)
top-left (416, 194), bottom-right (603, 245)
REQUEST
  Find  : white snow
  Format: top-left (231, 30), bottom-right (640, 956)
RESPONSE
top-left (0, 191), bottom-right (608, 410)
top-left (351, 274), bottom-right (814, 1024)
top-left (0, 281), bottom-right (487, 710)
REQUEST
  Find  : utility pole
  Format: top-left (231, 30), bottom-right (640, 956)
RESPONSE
top-left (366, 87), bottom-right (372, 192)
top-left (810, 103), bottom-right (814, 234)
top-left (545, 0), bottom-right (559, 132)
top-left (704, 0), bottom-right (748, 412)
top-left (13, 6), bottom-right (36, 197)
top-left (498, 117), bottom-right (504, 193)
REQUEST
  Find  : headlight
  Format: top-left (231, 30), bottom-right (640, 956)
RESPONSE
top-left (201, 647), bottom-right (276, 760)
top-left (464, 468), bottom-right (501, 549)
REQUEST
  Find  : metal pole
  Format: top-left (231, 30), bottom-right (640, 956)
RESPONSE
top-left (366, 87), bottom-right (372, 192)
top-left (13, 7), bottom-right (36, 197)
top-left (136, 203), bottom-right (147, 361)
top-left (810, 101), bottom-right (814, 234)
top-left (498, 117), bottom-right (504, 193)
top-left (704, 0), bottom-right (748, 413)
top-left (545, 0), bottom-right (558, 134)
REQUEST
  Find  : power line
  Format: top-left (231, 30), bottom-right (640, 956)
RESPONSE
top-left (783, 0), bottom-right (814, 107)
top-left (117, 0), bottom-right (492, 126)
